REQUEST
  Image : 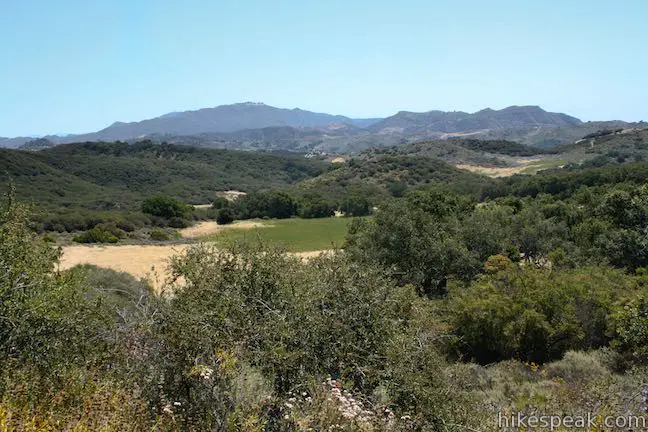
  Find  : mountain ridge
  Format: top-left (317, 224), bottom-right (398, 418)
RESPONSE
top-left (87, 102), bottom-right (380, 141)
top-left (368, 105), bottom-right (582, 135)
top-left (2, 103), bottom-right (642, 151)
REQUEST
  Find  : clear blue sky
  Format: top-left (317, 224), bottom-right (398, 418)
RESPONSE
top-left (1, 0), bottom-right (647, 136)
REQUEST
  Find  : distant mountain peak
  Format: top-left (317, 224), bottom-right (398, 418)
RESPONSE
top-left (500, 105), bottom-right (544, 111)
top-left (56, 102), bottom-right (380, 141)
top-left (159, 112), bottom-right (182, 119)
top-left (107, 121), bottom-right (129, 127)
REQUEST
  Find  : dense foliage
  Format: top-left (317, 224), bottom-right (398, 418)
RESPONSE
top-left (0, 140), bottom-right (328, 210)
top-left (141, 195), bottom-right (191, 219)
top-left (299, 155), bottom-right (492, 206)
top-left (0, 197), bottom-right (472, 430)
top-left (369, 139), bottom-right (554, 166)
top-left (450, 264), bottom-right (640, 363)
top-left (4, 139), bottom-right (648, 429)
top-left (482, 161), bottom-right (648, 200)
top-left (2, 176), bottom-right (648, 430)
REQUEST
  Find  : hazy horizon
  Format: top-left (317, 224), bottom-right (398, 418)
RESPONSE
top-left (2, 0), bottom-right (647, 136)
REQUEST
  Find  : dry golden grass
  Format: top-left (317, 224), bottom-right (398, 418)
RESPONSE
top-left (58, 221), bottom-right (336, 291)
top-left (59, 225), bottom-right (330, 291)
top-left (59, 244), bottom-right (329, 291)
top-left (59, 244), bottom-right (187, 289)
top-left (191, 203), bottom-right (213, 210)
top-left (455, 163), bottom-right (529, 177)
top-left (180, 220), bottom-right (267, 238)
top-left (456, 158), bottom-right (553, 177)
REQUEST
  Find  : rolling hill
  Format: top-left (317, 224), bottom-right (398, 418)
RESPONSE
top-left (296, 152), bottom-right (494, 204)
top-left (555, 127), bottom-right (648, 167)
top-left (0, 140), bottom-right (329, 210)
top-left (472, 120), bottom-right (647, 148)
top-left (363, 139), bottom-right (555, 167)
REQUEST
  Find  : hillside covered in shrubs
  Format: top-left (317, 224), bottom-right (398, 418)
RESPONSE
top-left (3, 148), bottom-right (648, 429)
top-left (0, 140), bottom-right (328, 210)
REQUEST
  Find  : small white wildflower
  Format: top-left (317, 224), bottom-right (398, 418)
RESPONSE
top-left (199, 367), bottom-right (214, 380)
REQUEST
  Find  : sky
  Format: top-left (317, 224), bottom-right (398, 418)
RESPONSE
top-left (1, 0), bottom-right (647, 136)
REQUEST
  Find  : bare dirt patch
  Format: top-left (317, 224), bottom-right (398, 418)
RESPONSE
top-left (180, 220), bottom-right (268, 239)
top-left (215, 190), bottom-right (247, 201)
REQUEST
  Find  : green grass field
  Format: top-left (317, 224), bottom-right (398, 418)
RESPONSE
top-left (204, 217), bottom-right (364, 252)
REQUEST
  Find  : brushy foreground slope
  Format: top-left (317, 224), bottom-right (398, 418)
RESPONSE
top-left (2, 182), bottom-right (648, 430)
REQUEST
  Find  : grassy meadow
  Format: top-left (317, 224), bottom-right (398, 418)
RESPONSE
top-left (204, 216), bottom-right (363, 252)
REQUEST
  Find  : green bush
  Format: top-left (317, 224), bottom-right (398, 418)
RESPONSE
top-left (168, 216), bottom-right (190, 228)
top-left (387, 180), bottom-right (408, 197)
top-left (141, 195), bottom-right (190, 219)
top-left (73, 228), bottom-right (118, 243)
top-left (41, 233), bottom-right (56, 243)
top-left (449, 266), bottom-right (639, 363)
top-left (0, 190), bottom-right (116, 373)
top-left (76, 264), bottom-right (152, 314)
top-left (298, 199), bottom-right (335, 218)
top-left (149, 229), bottom-right (171, 241)
top-left (216, 208), bottom-right (234, 225)
top-left (611, 295), bottom-right (648, 364)
top-left (115, 219), bottom-right (137, 232)
top-left (37, 210), bottom-right (150, 234)
top-left (156, 242), bottom-right (466, 428)
top-left (232, 190), bottom-right (297, 219)
top-left (73, 222), bottom-right (126, 244)
top-left (544, 350), bottom-right (611, 382)
top-left (341, 195), bottom-right (371, 216)
top-left (345, 193), bottom-right (476, 296)
top-left (211, 196), bottom-right (230, 209)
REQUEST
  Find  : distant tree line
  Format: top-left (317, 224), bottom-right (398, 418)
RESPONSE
top-left (212, 190), bottom-right (372, 225)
